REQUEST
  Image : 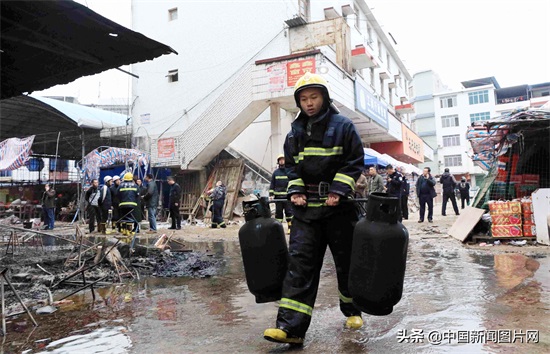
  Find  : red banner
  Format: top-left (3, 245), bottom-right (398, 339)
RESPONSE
top-left (286, 59), bottom-right (316, 87)
top-left (157, 138), bottom-right (175, 159)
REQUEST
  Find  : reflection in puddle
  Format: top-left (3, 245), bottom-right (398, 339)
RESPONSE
top-left (3, 241), bottom-right (549, 353)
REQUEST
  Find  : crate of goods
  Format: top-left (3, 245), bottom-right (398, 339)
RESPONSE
top-left (488, 200), bottom-right (522, 215)
top-left (489, 200), bottom-right (523, 237)
top-left (523, 224), bottom-right (537, 237)
top-left (520, 197), bottom-right (536, 236)
top-left (491, 225), bottom-right (523, 237)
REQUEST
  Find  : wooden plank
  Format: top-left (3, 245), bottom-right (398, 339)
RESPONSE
top-left (448, 206), bottom-right (486, 242)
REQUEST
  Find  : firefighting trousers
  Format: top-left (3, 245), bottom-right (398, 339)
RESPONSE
top-left (211, 199), bottom-right (225, 226)
top-left (276, 213), bottom-right (361, 337)
top-left (274, 201), bottom-right (293, 222)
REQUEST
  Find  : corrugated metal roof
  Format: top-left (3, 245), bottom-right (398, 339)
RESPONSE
top-left (1, 0), bottom-right (177, 100)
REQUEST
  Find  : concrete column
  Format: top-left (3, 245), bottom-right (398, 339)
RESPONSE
top-left (270, 103), bottom-right (281, 168)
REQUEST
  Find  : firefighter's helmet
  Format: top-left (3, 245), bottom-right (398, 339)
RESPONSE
top-left (123, 172), bottom-right (134, 181)
top-left (293, 72), bottom-right (331, 108)
top-left (277, 154), bottom-right (285, 164)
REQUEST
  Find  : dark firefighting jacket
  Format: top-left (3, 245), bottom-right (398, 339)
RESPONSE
top-left (118, 181), bottom-right (138, 208)
top-left (284, 107), bottom-right (364, 220)
top-left (269, 167), bottom-right (290, 199)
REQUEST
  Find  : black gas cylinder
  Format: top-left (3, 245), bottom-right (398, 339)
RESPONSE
top-left (238, 197), bottom-right (288, 303)
top-left (349, 192), bottom-right (409, 315)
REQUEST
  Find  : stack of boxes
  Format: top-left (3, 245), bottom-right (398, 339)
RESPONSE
top-left (521, 197), bottom-right (537, 237)
top-left (489, 200), bottom-right (523, 237)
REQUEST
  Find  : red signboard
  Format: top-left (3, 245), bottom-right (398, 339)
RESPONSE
top-left (157, 138), bottom-right (175, 159)
top-left (286, 58), bottom-right (316, 87)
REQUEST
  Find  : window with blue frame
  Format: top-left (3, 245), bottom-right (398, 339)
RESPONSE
top-left (468, 90), bottom-right (489, 105)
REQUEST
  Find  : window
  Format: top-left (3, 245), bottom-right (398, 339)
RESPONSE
top-left (398, 70), bottom-right (402, 87)
top-left (298, 0), bottom-right (310, 21)
top-left (468, 90), bottom-right (489, 105)
top-left (367, 27), bottom-right (373, 47)
top-left (441, 115), bottom-right (459, 128)
top-left (370, 67), bottom-right (375, 87)
top-left (444, 155), bottom-right (462, 167)
top-left (470, 112), bottom-right (491, 123)
top-left (442, 135), bottom-right (460, 147)
top-left (377, 40), bottom-right (382, 59)
top-left (389, 87), bottom-right (393, 105)
top-left (440, 95), bottom-right (457, 108)
top-left (354, 4), bottom-right (360, 30)
top-left (386, 53), bottom-right (391, 71)
top-left (167, 69), bottom-right (178, 82)
top-left (168, 8), bottom-right (178, 21)
top-left (379, 77), bottom-right (384, 98)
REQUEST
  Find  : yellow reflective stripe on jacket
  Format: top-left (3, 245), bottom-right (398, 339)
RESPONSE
top-left (273, 192), bottom-right (287, 196)
top-left (279, 298), bottom-right (313, 316)
top-left (293, 146), bottom-right (344, 163)
top-left (288, 178), bottom-right (305, 188)
top-left (119, 202), bottom-right (137, 207)
top-left (339, 292), bottom-right (353, 304)
top-left (119, 187), bottom-right (138, 192)
top-left (333, 173), bottom-right (356, 191)
top-left (275, 176), bottom-right (288, 180)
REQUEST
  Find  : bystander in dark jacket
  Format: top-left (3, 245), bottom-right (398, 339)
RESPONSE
top-left (440, 168), bottom-right (459, 216)
top-left (416, 167), bottom-right (436, 223)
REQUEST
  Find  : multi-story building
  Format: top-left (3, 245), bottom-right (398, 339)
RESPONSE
top-left (413, 73), bottom-right (549, 187)
top-left (130, 1), bottom-right (431, 183)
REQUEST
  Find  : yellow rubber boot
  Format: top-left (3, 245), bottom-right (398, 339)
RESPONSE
top-left (263, 328), bottom-right (303, 345)
top-left (345, 316), bottom-right (364, 329)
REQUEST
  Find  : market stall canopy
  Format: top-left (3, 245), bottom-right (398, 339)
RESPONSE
top-left (0, 95), bottom-right (129, 159)
top-left (364, 148), bottom-right (388, 166)
top-left (0, 0), bottom-right (177, 99)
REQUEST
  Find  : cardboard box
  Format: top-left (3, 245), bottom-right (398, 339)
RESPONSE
top-left (489, 200), bottom-right (522, 215)
top-left (523, 224), bottom-right (537, 237)
top-left (521, 199), bottom-right (534, 213)
top-left (522, 213), bottom-right (535, 225)
top-left (491, 224), bottom-right (523, 237)
top-left (492, 214), bottom-right (522, 225)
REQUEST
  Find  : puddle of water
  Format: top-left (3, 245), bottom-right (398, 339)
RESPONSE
top-left (2, 240), bottom-right (549, 353)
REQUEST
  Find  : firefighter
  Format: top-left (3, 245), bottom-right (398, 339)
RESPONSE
top-left (263, 72), bottom-right (364, 345)
top-left (118, 172), bottom-right (139, 235)
top-left (269, 154), bottom-right (293, 233)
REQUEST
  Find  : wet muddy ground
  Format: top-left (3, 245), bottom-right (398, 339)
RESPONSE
top-left (0, 214), bottom-right (549, 353)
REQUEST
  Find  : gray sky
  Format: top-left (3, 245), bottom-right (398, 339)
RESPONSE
top-left (37, 0), bottom-right (550, 103)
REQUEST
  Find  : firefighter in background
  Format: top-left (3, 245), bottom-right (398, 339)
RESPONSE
top-left (118, 172), bottom-right (139, 235)
top-left (269, 154), bottom-right (293, 233)
top-left (264, 72), bottom-right (364, 345)
top-left (208, 180), bottom-right (227, 228)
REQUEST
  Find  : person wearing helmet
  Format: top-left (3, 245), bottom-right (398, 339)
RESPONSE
top-left (264, 72), bottom-right (364, 345)
top-left (118, 172), bottom-right (139, 234)
top-left (269, 154), bottom-right (293, 233)
top-left (110, 175), bottom-right (122, 232)
top-left (98, 176), bottom-right (113, 234)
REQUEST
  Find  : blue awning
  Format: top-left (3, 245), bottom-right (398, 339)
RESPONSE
top-left (364, 148), bottom-right (388, 166)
